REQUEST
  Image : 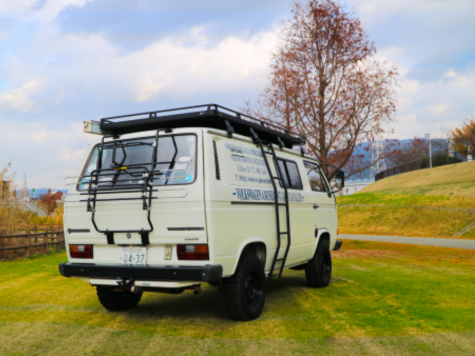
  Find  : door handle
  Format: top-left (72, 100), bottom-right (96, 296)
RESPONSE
top-left (313, 204), bottom-right (319, 209)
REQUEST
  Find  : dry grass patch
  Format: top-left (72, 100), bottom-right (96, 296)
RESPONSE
top-left (338, 203), bottom-right (475, 237)
top-left (337, 161), bottom-right (475, 237)
top-left (361, 160), bottom-right (475, 197)
top-left (2, 322), bottom-right (475, 356)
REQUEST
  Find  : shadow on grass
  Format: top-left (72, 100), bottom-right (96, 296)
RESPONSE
top-left (124, 272), bottom-right (309, 321)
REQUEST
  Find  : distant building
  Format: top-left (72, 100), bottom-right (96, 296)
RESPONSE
top-left (338, 179), bottom-right (374, 196)
top-left (48, 191), bottom-right (64, 202)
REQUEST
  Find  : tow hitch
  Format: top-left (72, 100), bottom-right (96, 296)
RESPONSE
top-left (116, 277), bottom-right (143, 295)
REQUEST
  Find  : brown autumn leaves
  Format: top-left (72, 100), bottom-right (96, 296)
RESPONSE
top-left (246, 0), bottom-right (399, 180)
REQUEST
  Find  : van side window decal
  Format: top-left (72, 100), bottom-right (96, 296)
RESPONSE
top-left (225, 143), bottom-right (271, 187)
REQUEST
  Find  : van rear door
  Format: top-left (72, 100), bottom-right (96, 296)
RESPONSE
top-left (66, 130), bottom-right (207, 259)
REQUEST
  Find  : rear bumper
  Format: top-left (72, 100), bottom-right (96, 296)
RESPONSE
top-left (58, 262), bottom-right (223, 283)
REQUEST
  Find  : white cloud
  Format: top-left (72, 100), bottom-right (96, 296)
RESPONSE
top-left (1, 26), bottom-right (278, 109)
top-left (0, 26), bottom-right (279, 188)
top-left (0, 118), bottom-right (97, 189)
top-left (0, 80), bottom-right (43, 111)
top-left (0, 0), bottom-right (92, 22)
top-left (434, 104), bottom-right (448, 114)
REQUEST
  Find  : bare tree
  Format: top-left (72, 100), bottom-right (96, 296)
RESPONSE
top-left (0, 164), bottom-right (28, 235)
top-left (245, 0), bottom-right (399, 180)
top-left (387, 137), bottom-right (428, 166)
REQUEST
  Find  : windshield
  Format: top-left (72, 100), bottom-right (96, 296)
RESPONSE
top-left (79, 134), bottom-right (197, 190)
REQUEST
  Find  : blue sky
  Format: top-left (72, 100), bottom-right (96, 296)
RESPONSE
top-left (0, 0), bottom-right (474, 189)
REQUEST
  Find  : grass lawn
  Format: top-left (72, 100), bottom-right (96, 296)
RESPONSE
top-left (338, 161), bottom-right (475, 238)
top-left (1, 242), bottom-right (475, 355)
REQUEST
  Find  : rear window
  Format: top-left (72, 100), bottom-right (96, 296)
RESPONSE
top-left (79, 135), bottom-right (197, 190)
top-left (277, 159), bottom-right (303, 190)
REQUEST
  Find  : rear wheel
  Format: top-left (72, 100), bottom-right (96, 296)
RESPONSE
top-left (305, 239), bottom-right (332, 288)
top-left (222, 254), bottom-right (266, 321)
top-left (208, 280), bottom-right (220, 287)
top-left (96, 286), bottom-right (142, 311)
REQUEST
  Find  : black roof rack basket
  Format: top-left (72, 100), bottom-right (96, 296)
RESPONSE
top-left (100, 104), bottom-right (305, 149)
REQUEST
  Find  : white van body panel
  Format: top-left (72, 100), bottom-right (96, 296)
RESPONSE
top-left (63, 127), bottom-right (338, 288)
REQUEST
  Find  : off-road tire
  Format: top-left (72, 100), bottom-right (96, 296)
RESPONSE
top-left (96, 286), bottom-right (142, 311)
top-left (222, 254), bottom-right (266, 321)
top-left (208, 280), bottom-right (220, 287)
top-left (305, 239), bottom-right (332, 288)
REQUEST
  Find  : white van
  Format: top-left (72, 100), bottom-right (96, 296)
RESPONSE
top-left (59, 104), bottom-right (344, 321)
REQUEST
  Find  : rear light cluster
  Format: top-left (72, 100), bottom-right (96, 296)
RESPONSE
top-left (70, 244), bottom-right (93, 259)
top-left (177, 244), bottom-right (209, 260)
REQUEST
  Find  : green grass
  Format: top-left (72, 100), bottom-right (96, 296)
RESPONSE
top-left (1, 244), bottom-right (475, 355)
top-left (337, 193), bottom-right (475, 237)
top-left (362, 161), bottom-right (475, 198)
top-left (337, 161), bottom-right (475, 237)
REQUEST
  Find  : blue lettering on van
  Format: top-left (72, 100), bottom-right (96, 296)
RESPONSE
top-left (230, 155), bottom-right (266, 166)
top-left (225, 143), bottom-right (263, 157)
top-left (235, 188), bottom-right (304, 203)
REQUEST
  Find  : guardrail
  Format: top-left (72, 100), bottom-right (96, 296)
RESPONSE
top-left (0, 230), bottom-right (65, 259)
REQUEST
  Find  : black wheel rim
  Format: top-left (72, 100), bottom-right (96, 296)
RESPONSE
top-left (244, 272), bottom-right (263, 308)
top-left (319, 251), bottom-right (332, 282)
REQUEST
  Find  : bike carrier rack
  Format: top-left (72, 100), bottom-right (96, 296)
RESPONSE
top-left (79, 130), bottom-right (186, 245)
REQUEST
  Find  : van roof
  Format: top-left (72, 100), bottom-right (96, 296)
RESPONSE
top-left (99, 104), bottom-right (305, 149)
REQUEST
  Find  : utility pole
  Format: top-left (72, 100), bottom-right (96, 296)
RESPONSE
top-left (371, 135), bottom-right (386, 180)
top-left (425, 134), bottom-right (432, 168)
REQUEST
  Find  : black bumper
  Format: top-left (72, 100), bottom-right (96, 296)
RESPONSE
top-left (58, 263), bottom-right (223, 283)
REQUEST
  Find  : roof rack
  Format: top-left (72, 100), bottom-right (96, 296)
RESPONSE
top-left (89, 104), bottom-right (305, 149)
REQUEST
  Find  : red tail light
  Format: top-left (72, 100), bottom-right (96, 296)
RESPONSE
top-left (177, 244), bottom-right (209, 260)
top-left (70, 244), bottom-right (93, 259)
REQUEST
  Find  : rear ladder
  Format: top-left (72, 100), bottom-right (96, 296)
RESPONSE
top-left (249, 128), bottom-right (291, 279)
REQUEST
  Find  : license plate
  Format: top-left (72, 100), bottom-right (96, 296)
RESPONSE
top-left (118, 247), bottom-right (147, 266)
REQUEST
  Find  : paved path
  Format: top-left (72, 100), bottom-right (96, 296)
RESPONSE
top-left (339, 234), bottom-right (475, 250)
top-left (17, 201), bottom-right (48, 217)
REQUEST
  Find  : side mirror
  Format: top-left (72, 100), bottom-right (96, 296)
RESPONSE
top-left (335, 171), bottom-right (345, 190)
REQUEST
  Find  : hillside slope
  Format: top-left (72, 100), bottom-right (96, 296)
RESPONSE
top-left (337, 161), bottom-right (475, 238)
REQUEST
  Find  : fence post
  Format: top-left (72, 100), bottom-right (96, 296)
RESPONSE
top-left (44, 230), bottom-right (49, 255)
top-left (56, 232), bottom-right (61, 252)
top-left (26, 231), bottom-right (31, 258)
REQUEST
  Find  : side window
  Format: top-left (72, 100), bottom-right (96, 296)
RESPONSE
top-left (277, 159), bottom-right (303, 190)
top-left (304, 161), bottom-right (328, 193)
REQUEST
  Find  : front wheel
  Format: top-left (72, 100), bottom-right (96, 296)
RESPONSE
top-left (222, 254), bottom-right (266, 321)
top-left (96, 286), bottom-right (142, 311)
top-left (305, 239), bottom-right (332, 288)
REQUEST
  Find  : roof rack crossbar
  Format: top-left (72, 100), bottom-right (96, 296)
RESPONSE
top-left (98, 103), bottom-right (305, 148)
